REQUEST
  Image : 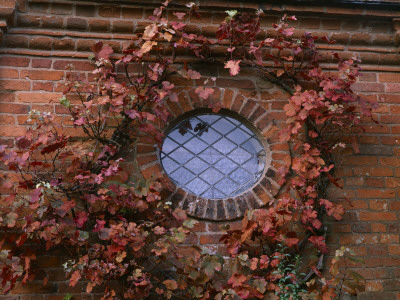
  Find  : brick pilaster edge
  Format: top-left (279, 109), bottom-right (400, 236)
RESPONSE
top-left (0, 0), bottom-right (17, 44)
top-left (394, 18), bottom-right (400, 46)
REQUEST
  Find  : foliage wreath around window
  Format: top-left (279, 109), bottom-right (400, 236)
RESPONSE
top-left (0, 2), bottom-right (374, 299)
top-left (155, 108), bottom-right (281, 221)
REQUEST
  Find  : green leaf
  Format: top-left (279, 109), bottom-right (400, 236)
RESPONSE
top-left (225, 10), bottom-right (237, 18)
top-left (59, 96), bottom-right (70, 108)
top-left (63, 294), bottom-right (73, 300)
top-left (201, 255), bottom-right (222, 278)
top-left (183, 219), bottom-right (197, 229)
top-left (78, 231), bottom-right (89, 240)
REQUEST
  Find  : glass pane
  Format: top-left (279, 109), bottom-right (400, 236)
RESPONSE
top-left (160, 113), bottom-right (266, 199)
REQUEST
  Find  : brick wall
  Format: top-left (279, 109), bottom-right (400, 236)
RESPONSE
top-left (0, 0), bottom-right (400, 299)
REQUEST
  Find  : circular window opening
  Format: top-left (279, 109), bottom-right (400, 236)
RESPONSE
top-left (160, 111), bottom-right (267, 199)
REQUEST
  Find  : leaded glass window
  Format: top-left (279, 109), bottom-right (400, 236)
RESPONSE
top-left (160, 113), bottom-right (266, 199)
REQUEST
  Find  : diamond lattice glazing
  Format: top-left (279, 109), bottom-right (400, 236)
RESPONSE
top-left (160, 114), bottom-right (266, 199)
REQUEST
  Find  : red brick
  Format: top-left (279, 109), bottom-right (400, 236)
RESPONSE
top-left (99, 5), bottom-right (121, 18)
top-left (199, 234), bottom-right (223, 244)
top-left (53, 60), bottom-right (93, 71)
top-left (0, 57), bottom-right (30, 67)
top-left (0, 68), bottom-right (19, 79)
top-left (0, 80), bottom-right (31, 91)
top-left (122, 7), bottom-right (143, 19)
top-left (21, 70), bottom-right (64, 81)
top-left (330, 32), bottom-right (350, 43)
top-left (370, 200), bottom-right (389, 211)
top-left (357, 189), bottom-right (395, 199)
top-left (88, 19), bottom-right (111, 32)
top-left (53, 38), bottom-right (75, 50)
top-left (0, 125), bottom-right (27, 137)
top-left (112, 20), bottom-right (134, 33)
top-left (0, 103), bottom-right (29, 114)
top-left (321, 19), bottom-right (341, 30)
top-left (386, 83), bottom-right (400, 94)
top-left (379, 73), bottom-right (400, 83)
top-left (32, 59), bottom-right (52, 68)
top-left (76, 4), bottom-right (96, 17)
top-left (351, 32), bottom-right (372, 45)
top-left (216, 78), bottom-right (255, 89)
top-left (29, 37), bottom-right (54, 50)
top-left (0, 92), bottom-right (15, 102)
top-left (41, 16), bottom-right (64, 29)
top-left (359, 72), bottom-right (377, 82)
top-left (299, 17), bottom-right (320, 29)
top-left (359, 211), bottom-right (397, 221)
top-left (29, 2), bottom-right (49, 12)
top-left (0, 115), bottom-right (15, 125)
top-left (17, 15), bottom-right (40, 27)
top-left (50, 3), bottom-right (72, 15)
top-left (4, 36), bottom-right (29, 48)
top-left (352, 82), bottom-right (385, 93)
top-left (388, 245), bottom-right (400, 255)
top-left (66, 17), bottom-right (88, 31)
top-left (32, 82), bottom-right (53, 92)
top-left (17, 92), bottom-right (62, 103)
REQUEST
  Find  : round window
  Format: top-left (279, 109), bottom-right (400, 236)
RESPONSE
top-left (160, 112), bottom-right (266, 199)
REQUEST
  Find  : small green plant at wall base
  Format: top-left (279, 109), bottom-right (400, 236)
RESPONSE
top-left (272, 240), bottom-right (307, 300)
top-left (0, 1), bottom-right (374, 298)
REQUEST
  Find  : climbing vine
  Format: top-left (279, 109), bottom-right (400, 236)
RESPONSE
top-left (0, 1), bottom-right (374, 299)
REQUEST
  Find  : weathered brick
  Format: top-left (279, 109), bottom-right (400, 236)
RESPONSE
top-left (29, 37), bottom-right (54, 50)
top-left (17, 14), bottom-right (40, 27)
top-left (50, 3), bottom-right (72, 15)
top-left (41, 15), bottom-right (64, 29)
top-left (88, 19), bottom-right (111, 32)
top-left (99, 5), bottom-right (121, 18)
top-left (76, 5), bottom-right (96, 17)
top-left (66, 17), bottom-right (88, 31)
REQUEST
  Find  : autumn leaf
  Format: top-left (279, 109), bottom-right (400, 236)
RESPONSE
top-left (172, 208), bottom-right (187, 222)
top-left (201, 256), bottom-right (222, 277)
top-left (195, 87), bottom-right (214, 99)
top-left (187, 69), bottom-right (201, 79)
top-left (228, 273), bottom-right (247, 288)
top-left (322, 287), bottom-right (336, 300)
top-left (69, 270), bottom-right (81, 287)
top-left (174, 12), bottom-right (186, 19)
top-left (163, 279), bottom-right (178, 290)
top-left (224, 60), bottom-right (241, 76)
top-left (163, 32), bottom-right (173, 42)
top-left (141, 41), bottom-right (157, 55)
top-left (143, 24), bottom-right (158, 40)
top-left (309, 235), bottom-right (329, 254)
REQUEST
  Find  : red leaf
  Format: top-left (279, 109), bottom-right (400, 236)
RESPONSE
top-left (187, 69), bottom-right (201, 79)
top-left (69, 270), bottom-right (81, 287)
top-left (228, 273), bottom-right (247, 288)
top-left (172, 208), bottom-right (187, 222)
top-left (308, 235), bottom-right (329, 254)
top-left (224, 60), bottom-right (241, 76)
top-left (173, 12), bottom-right (186, 20)
top-left (195, 87), bottom-right (214, 99)
top-left (74, 211), bottom-right (88, 228)
top-left (92, 42), bottom-right (113, 60)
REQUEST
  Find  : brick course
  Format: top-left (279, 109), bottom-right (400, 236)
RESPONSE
top-left (0, 0), bottom-right (400, 298)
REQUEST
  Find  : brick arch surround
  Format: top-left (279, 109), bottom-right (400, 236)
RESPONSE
top-left (137, 88), bottom-right (288, 221)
